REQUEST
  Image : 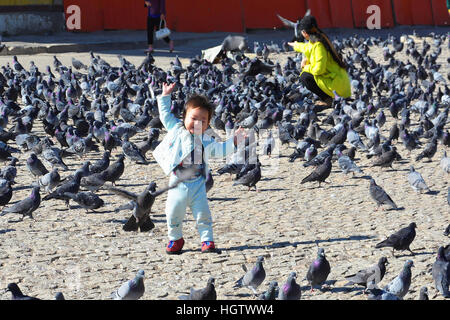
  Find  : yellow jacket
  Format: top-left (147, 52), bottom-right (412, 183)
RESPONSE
top-left (294, 41), bottom-right (352, 98)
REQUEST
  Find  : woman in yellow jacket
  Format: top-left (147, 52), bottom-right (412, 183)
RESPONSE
top-left (288, 15), bottom-right (351, 108)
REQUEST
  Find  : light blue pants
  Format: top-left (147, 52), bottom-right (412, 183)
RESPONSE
top-left (165, 173), bottom-right (213, 242)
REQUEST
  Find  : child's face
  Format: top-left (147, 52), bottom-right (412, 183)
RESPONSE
top-left (184, 105), bottom-right (210, 135)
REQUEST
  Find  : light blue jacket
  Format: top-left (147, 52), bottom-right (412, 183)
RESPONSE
top-left (152, 94), bottom-right (236, 176)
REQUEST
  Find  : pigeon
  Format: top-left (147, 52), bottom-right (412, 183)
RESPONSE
top-left (232, 159), bottom-right (261, 191)
top-left (54, 292), bottom-right (65, 300)
top-left (432, 246), bottom-right (450, 298)
top-left (111, 270), bottom-right (145, 300)
top-left (205, 168), bottom-right (214, 193)
top-left (179, 277), bottom-right (217, 300)
top-left (42, 147), bottom-right (69, 171)
top-left (301, 156), bottom-right (332, 187)
top-left (366, 287), bottom-right (401, 300)
top-left (306, 248), bottom-right (331, 291)
top-left (6, 283), bottom-right (40, 300)
top-left (440, 151), bottom-right (450, 173)
top-left (0, 179), bottom-right (13, 209)
top-left (80, 171), bottom-right (108, 192)
top-left (371, 145), bottom-right (397, 169)
top-left (233, 256), bottom-right (266, 295)
top-left (375, 222), bottom-right (417, 257)
top-left (383, 260), bottom-right (414, 299)
top-left (276, 9), bottom-right (310, 41)
top-left (337, 150), bottom-right (363, 176)
top-left (278, 272), bottom-right (301, 300)
top-left (26, 152), bottom-right (49, 181)
top-left (71, 57), bottom-right (87, 70)
top-left (258, 281), bottom-right (279, 300)
top-left (444, 224), bottom-right (450, 236)
top-left (1, 186), bottom-right (40, 220)
top-left (36, 168), bottom-right (61, 193)
top-left (108, 169), bottom-right (196, 232)
top-left (62, 192), bottom-right (104, 212)
top-left (0, 157), bottom-right (18, 184)
top-left (42, 171), bottom-right (82, 207)
top-left (415, 137), bottom-right (437, 162)
top-left (122, 134), bottom-right (148, 164)
top-left (407, 166), bottom-right (430, 193)
top-left (418, 286), bottom-right (429, 300)
top-left (448, 188), bottom-right (450, 207)
top-left (101, 154), bottom-right (125, 186)
top-left (369, 178), bottom-right (398, 211)
top-left (344, 257), bottom-right (389, 288)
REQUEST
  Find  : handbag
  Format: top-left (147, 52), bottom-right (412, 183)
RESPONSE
top-left (155, 19), bottom-right (171, 40)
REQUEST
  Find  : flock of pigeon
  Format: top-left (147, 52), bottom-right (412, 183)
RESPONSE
top-left (0, 26), bottom-right (449, 300)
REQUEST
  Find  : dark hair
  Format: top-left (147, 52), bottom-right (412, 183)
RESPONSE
top-left (182, 94), bottom-right (215, 122)
top-left (300, 16), bottom-right (348, 70)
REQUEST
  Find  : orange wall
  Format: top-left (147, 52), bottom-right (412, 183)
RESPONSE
top-left (63, 0), bottom-right (450, 32)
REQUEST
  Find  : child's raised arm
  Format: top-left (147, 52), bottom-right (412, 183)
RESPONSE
top-left (157, 82), bottom-right (180, 131)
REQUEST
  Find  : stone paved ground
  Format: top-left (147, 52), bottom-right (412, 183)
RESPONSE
top-left (0, 30), bottom-right (448, 300)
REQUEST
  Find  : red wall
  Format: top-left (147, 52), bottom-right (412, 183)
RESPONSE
top-left (64, 0), bottom-right (450, 32)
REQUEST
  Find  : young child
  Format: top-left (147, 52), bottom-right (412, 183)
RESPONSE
top-left (152, 82), bottom-right (246, 254)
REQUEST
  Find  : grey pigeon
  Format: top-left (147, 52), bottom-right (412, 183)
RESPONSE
top-left (54, 292), bottom-right (65, 300)
top-left (366, 287), bottom-right (400, 300)
top-left (233, 256), bottom-right (266, 295)
top-left (36, 168), bottom-right (61, 193)
top-left (383, 260), bottom-right (414, 299)
top-left (80, 171), bottom-right (108, 192)
top-left (42, 147), bottom-right (69, 171)
top-left (345, 257), bottom-right (389, 288)
top-left (375, 222), bottom-right (417, 257)
top-left (369, 178), bottom-right (398, 211)
top-left (232, 159), bottom-right (261, 191)
top-left (6, 283), bottom-right (40, 300)
top-left (258, 281), bottom-right (279, 300)
top-left (448, 188), bottom-right (450, 207)
top-left (407, 166), bottom-right (430, 193)
top-left (418, 286), bottom-right (429, 300)
top-left (337, 150), bottom-right (363, 176)
top-left (89, 151), bottom-right (110, 174)
top-left (0, 157), bottom-right (18, 184)
top-left (432, 246), bottom-right (450, 298)
top-left (111, 270), bottom-right (145, 300)
top-left (72, 57), bottom-right (87, 70)
top-left (1, 186), bottom-right (40, 220)
top-left (221, 35), bottom-right (248, 52)
top-left (441, 151), bottom-right (450, 173)
top-left (179, 277), bottom-right (217, 300)
top-left (122, 134), bottom-right (148, 164)
top-left (278, 272), bottom-right (301, 300)
top-left (108, 169), bottom-right (197, 232)
top-left (63, 192), bottom-right (104, 213)
top-left (301, 156), bottom-right (332, 187)
top-left (415, 137), bottom-right (437, 162)
top-left (42, 171), bottom-right (82, 207)
top-left (444, 224), bottom-right (450, 236)
top-left (27, 152), bottom-right (49, 181)
top-left (306, 247), bottom-right (331, 291)
top-left (347, 124), bottom-right (367, 151)
top-left (102, 154), bottom-right (125, 186)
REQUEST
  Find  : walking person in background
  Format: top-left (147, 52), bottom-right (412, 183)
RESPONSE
top-left (145, 0), bottom-right (174, 53)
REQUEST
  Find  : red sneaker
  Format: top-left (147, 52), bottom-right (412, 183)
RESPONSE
top-left (166, 238), bottom-right (184, 254)
top-left (201, 241), bottom-right (216, 253)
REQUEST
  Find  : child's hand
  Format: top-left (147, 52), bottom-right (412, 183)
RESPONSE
top-left (234, 127), bottom-right (247, 147)
top-left (162, 82), bottom-right (175, 96)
